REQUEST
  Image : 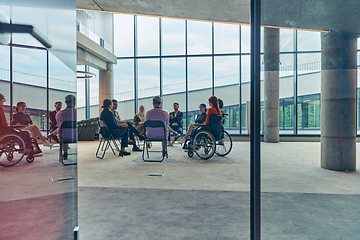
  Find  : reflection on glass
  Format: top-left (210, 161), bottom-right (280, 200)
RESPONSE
top-left (114, 14), bottom-right (134, 57)
top-left (49, 52), bottom-right (76, 92)
top-left (0, 45), bottom-right (10, 81)
top-left (280, 29), bottom-right (294, 52)
top-left (161, 18), bottom-right (185, 56)
top-left (187, 21), bottom-right (212, 55)
top-left (214, 23), bottom-right (239, 54)
top-left (137, 16), bottom-right (159, 56)
top-left (297, 30), bottom-right (321, 51)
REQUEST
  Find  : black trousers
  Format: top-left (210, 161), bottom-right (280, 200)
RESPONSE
top-left (127, 123), bottom-right (142, 142)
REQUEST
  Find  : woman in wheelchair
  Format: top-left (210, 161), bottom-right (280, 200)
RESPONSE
top-left (11, 101), bottom-right (53, 147)
top-left (0, 94), bottom-right (41, 166)
top-left (187, 96), bottom-right (222, 150)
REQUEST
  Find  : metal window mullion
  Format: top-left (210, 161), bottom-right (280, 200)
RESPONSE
top-left (85, 65), bottom-right (90, 119)
top-left (10, 26), bottom-right (13, 122)
top-left (46, 50), bottom-right (50, 134)
top-left (159, 17), bottom-right (162, 100)
top-left (293, 30), bottom-right (298, 134)
top-left (185, 20), bottom-right (189, 129)
top-left (239, 25), bottom-right (242, 134)
top-left (212, 22), bottom-right (215, 95)
top-left (134, 15), bottom-right (138, 113)
top-left (250, 0), bottom-right (261, 239)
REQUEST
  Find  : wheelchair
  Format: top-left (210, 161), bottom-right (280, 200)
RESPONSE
top-left (186, 113), bottom-right (232, 160)
top-left (0, 127), bottom-right (38, 167)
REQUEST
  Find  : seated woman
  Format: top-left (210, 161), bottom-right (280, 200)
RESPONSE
top-left (133, 105), bottom-right (146, 135)
top-left (188, 96), bottom-right (221, 148)
top-left (178, 103), bottom-right (207, 144)
top-left (0, 94), bottom-right (41, 154)
top-left (11, 102), bottom-right (52, 147)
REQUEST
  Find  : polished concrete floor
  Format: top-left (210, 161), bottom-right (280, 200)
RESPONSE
top-left (78, 141), bottom-right (360, 240)
top-left (0, 144), bottom-right (77, 240)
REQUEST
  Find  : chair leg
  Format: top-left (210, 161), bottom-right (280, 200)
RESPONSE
top-left (96, 139), bottom-right (107, 159)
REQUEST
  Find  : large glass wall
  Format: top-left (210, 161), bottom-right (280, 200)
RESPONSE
top-left (0, 2), bottom-right (77, 240)
top-left (108, 14), bottom-right (336, 135)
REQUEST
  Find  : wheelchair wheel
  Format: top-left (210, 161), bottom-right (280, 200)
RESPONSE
top-left (193, 130), bottom-right (216, 160)
top-left (26, 155), bottom-right (35, 163)
top-left (0, 134), bottom-right (26, 167)
top-left (215, 130), bottom-right (233, 156)
top-left (188, 151), bottom-right (194, 157)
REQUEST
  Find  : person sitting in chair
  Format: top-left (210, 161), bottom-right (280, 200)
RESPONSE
top-left (112, 99), bottom-right (143, 152)
top-left (12, 101), bottom-right (53, 147)
top-left (146, 96), bottom-right (169, 156)
top-left (188, 96), bottom-right (221, 149)
top-left (0, 94), bottom-right (41, 154)
top-left (178, 103), bottom-right (207, 144)
top-left (168, 102), bottom-right (183, 145)
top-left (56, 95), bottom-right (77, 159)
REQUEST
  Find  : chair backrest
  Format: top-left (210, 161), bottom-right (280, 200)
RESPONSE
top-left (98, 120), bottom-right (113, 138)
top-left (208, 113), bottom-right (223, 141)
top-left (144, 120), bottom-right (166, 140)
top-left (60, 121), bottom-right (77, 143)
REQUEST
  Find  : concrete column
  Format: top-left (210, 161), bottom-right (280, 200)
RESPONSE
top-left (321, 32), bottom-right (357, 171)
top-left (263, 27), bottom-right (279, 142)
top-left (99, 63), bottom-right (114, 117)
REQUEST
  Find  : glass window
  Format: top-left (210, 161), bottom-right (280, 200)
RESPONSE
top-left (280, 29), bottom-right (294, 52)
top-left (187, 57), bottom-right (212, 125)
top-left (137, 58), bottom-right (160, 111)
top-left (214, 23), bottom-right (239, 54)
top-left (161, 18), bottom-right (185, 56)
top-left (279, 53), bottom-right (294, 134)
top-left (187, 20), bottom-right (212, 55)
top-left (241, 55), bottom-right (250, 133)
top-left (297, 30), bottom-right (321, 51)
top-left (162, 57), bottom-right (186, 126)
top-left (114, 14), bottom-right (134, 57)
top-left (13, 47), bottom-right (47, 129)
top-left (241, 25), bottom-right (250, 53)
top-left (0, 44), bottom-right (10, 123)
top-left (215, 56), bottom-right (240, 132)
top-left (137, 16), bottom-right (159, 56)
top-left (114, 59), bottom-right (135, 120)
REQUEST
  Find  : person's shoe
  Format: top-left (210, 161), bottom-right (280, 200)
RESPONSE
top-left (178, 137), bottom-right (185, 144)
top-left (63, 152), bottom-right (68, 160)
top-left (132, 146), bottom-right (142, 152)
top-left (146, 143), bottom-right (151, 149)
top-left (182, 143), bottom-right (188, 150)
top-left (43, 141), bottom-right (53, 147)
top-left (120, 151), bottom-right (131, 156)
top-left (167, 141), bottom-right (173, 146)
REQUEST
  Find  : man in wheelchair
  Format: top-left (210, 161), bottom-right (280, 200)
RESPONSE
top-left (0, 94), bottom-right (41, 166)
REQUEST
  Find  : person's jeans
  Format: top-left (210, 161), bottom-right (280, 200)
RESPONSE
top-left (168, 125), bottom-right (182, 141)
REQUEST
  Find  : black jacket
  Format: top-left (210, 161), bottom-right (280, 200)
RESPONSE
top-left (100, 108), bottom-right (127, 138)
top-left (169, 110), bottom-right (183, 128)
top-left (195, 112), bottom-right (207, 124)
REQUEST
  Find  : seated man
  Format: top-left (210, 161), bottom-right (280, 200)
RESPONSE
top-left (146, 96), bottom-right (169, 155)
top-left (112, 99), bottom-right (143, 152)
top-left (100, 99), bottom-right (132, 156)
top-left (168, 102), bottom-right (183, 144)
top-left (46, 101), bottom-right (62, 143)
top-left (56, 95), bottom-right (77, 160)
